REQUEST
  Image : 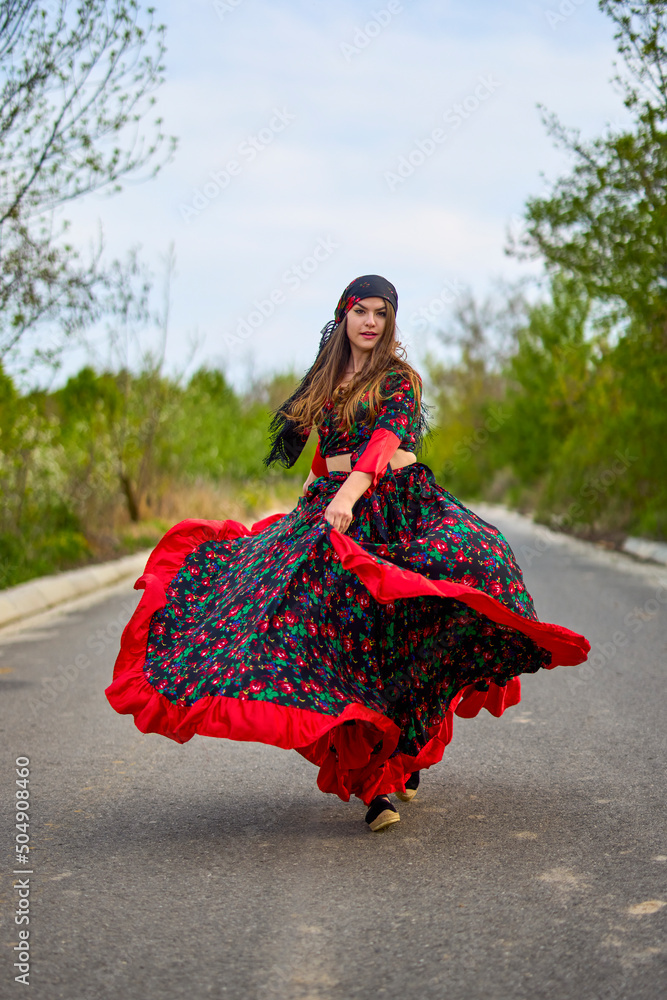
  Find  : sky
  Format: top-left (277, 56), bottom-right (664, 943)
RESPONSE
top-left (58, 0), bottom-right (629, 392)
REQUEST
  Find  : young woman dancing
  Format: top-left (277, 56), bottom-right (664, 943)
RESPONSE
top-left (106, 274), bottom-right (590, 832)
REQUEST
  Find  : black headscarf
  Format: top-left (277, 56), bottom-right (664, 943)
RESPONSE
top-left (263, 275), bottom-right (399, 469)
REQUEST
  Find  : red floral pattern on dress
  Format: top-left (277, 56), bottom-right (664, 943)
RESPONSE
top-left (317, 370), bottom-right (421, 460)
top-left (143, 464), bottom-right (553, 756)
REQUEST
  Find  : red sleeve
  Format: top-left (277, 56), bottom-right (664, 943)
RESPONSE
top-left (350, 427), bottom-right (401, 491)
top-left (310, 439), bottom-right (329, 478)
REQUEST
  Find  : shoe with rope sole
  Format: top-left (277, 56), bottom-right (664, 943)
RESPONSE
top-left (395, 771), bottom-right (420, 802)
top-left (364, 795), bottom-right (400, 832)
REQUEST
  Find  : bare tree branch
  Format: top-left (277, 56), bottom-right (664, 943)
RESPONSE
top-left (0, 1), bottom-right (177, 362)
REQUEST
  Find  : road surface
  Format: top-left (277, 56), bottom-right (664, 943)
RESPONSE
top-left (1, 505), bottom-right (665, 999)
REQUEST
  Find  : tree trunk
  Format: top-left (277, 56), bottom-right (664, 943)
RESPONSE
top-left (120, 474), bottom-right (140, 523)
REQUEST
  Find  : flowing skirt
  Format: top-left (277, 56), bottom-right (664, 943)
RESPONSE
top-left (106, 463), bottom-right (590, 804)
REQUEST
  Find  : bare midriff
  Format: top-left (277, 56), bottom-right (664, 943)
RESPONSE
top-left (325, 449), bottom-right (417, 473)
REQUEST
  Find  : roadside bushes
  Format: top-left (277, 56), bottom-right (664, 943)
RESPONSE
top-left (0, 363), bottom-right (313, 588)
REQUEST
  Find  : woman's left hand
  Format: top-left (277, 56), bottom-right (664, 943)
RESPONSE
top-left (324, 492), bottom-right (354, 533)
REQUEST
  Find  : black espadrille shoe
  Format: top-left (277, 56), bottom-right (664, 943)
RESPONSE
top-left (364, 795), bottom-right (400, 832)
top-left (395, 771), bottom-right (420, 803)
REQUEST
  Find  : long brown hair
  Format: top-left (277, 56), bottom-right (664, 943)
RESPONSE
top-left (283, 304), bottom-right (423, 434)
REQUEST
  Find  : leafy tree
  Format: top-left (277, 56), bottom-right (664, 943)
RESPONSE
top-left (503, 1), bottom-right (667, 537)
top-left (498, 275), bottom-right (593, 486)
top-left (509, 1), bottom-right (667, 341)
top-left (0, 362), bottom-right (90, 585)
top-left (423, 288), bottom-right (524, 498)
top-left (166, 367), bottom-right (317, 486)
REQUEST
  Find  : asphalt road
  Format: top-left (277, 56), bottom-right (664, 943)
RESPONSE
top-left (1, 505), bottom-right (666, 1000)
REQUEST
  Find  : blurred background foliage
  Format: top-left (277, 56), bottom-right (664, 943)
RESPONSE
top-left (3, 255), bottom-right (666, 590)
top-left (0, 359), bottom-right (316, 587)
top-left (421, 272), bottom-right (666, 545)
top-left (1, 0), bottom-right (667, 588)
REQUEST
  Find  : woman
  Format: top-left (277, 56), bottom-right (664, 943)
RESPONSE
top-left (106, 274), bottom-right (590, 833)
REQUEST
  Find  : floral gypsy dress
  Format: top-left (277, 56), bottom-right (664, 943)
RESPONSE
top-left (106, 369), bottom-right (590, 805)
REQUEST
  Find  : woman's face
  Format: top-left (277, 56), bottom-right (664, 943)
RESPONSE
top-left (345, 297), bottom-right (387, 356)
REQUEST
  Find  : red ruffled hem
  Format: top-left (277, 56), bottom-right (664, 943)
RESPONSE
top-left (105, 514), bottom-right (589, 804)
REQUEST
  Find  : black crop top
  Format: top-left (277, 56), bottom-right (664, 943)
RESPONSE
top-left (309, 369), bottom-right (426, 490)
top-left (318, 370), bottom-right (422, 458)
